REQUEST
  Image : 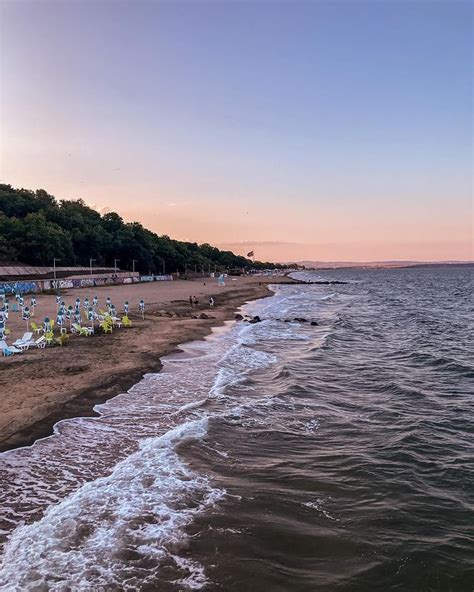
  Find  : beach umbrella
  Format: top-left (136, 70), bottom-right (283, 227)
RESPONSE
top-left (56, 302), bottom-right (66, 331)
top-left (124, 301), bottom-right (129, 314)
top-left (74, 311), bottom-right (82, 325)
top-left (56, 310), bottom-right (66, 332)
top-left (30, 297), bottom-right (37, 316)
top-left (139, 299), bottom-right (145, 319)
top-left (0, 312), bottom-right (5, 339)
top-left (3, 299), bottom-right (9, 319)
top-left (66, 305), bottom-right (74, 330)
top-left (87, 306), bottom-right (95, 330)
top-left (84, 297), bottom-right (90, 310)
top-left (93, 296), bottom-right (98, 309)
top-left (56, 295), bottom-right (61, 306)
top-left (110, 304), bottom-right (117, 317)
top-left (75, 298), bottom-right (81, 313)
top-left (43, 316), bottom-right (51, 333)
top-left (22, 306), bottom-right (31, 332)
top-left (18, 296), bottom-right (25, 312)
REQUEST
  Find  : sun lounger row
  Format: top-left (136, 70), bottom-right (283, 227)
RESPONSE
top-left (1, 335), bottom-right (46, 356)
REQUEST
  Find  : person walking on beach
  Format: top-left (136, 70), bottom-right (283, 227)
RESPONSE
top-left (209, 297), bottom-right (214, 308)
top-left (189, 295), bottom-right (193, 307)
top-left (193, 296), bottom-right (199, 307)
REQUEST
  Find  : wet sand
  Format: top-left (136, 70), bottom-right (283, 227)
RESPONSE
top-left (0, 276), bottom-right (285, 452)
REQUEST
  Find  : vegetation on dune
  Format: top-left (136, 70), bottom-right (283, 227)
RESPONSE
top-left (0, 184), bottom-right (289, 273)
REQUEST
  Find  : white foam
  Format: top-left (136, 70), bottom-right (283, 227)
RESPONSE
top-left (0, 419), bottom-right (225, 591)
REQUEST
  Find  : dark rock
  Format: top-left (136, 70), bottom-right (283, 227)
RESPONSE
top-left (249, 315), bottom-right (262, 324)
top-left (199, 312), bottom-right (211, 319)
top-left (293, 317), bottom-right (307, 323)
top-left (235, 313), bottom-right (244, 321)
top-left (310, 321), bottom-right (318, 326)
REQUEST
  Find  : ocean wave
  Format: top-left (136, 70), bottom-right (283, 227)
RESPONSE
top-left (0, 419), bottom-right (224, 592)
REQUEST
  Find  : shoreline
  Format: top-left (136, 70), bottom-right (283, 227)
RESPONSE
top-left (0, 278), bottom-right (281, 453)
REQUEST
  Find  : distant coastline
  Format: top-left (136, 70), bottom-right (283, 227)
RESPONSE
top-left (296, 260), bottom-right (473, 271)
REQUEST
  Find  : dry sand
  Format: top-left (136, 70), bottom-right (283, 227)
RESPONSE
top-left (0, 276), bottom-right (288, 452)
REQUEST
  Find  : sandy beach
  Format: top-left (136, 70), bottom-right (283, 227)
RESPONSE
top-left (0, 275), bottom-right (286, 452)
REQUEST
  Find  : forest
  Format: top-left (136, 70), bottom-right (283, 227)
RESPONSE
top-left (0, 185), bottom-right (289, 274)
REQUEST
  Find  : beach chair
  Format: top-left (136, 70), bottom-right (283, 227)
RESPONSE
top-left (72, 323), bottom-right (89, 336)
top-left (31, 322), bottom-right (42, 334)
top-left (121, 315), bottom-right (132, 328)
top-left (99, 318), bottom-right (113, 333)
top-left (13, 332), bottom-right (34, 348)
top-left (111, 316), bottom-right (122, 328)
top-left (44, 331), bottom-right (55, 346)
top-left (33, 335), bottom-right (46, 348)
top-left (0, 340), bottom-right (23, 355)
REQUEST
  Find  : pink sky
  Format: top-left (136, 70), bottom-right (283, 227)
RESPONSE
top-left (1, 0), bottom-right (472, 263)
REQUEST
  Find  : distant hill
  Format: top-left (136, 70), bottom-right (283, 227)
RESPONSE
top-left (297, 260), bottom-right (473, 270)
top-left (0, 184), bottom-right (287, 274)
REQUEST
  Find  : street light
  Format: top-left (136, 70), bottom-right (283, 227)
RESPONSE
top-left (89, 258), bottom-right (96, 275)
top-left (53, 258), bottom-right (61, 281)
top-left (132, 259), bottom-right (138, 273)
top-left (114, 259), bottom-right (120, 274)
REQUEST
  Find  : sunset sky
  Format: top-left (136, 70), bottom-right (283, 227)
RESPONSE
top-left (0, 0), bottom-right (472, 262)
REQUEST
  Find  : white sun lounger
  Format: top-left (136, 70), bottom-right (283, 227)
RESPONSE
top-left (33, 335), bottom-right (46, 348)
top-left (0, 340), bottom-right (23, 356)
top-left (12, 332), bottom-right (34, 350)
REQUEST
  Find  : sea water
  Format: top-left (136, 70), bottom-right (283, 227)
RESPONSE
top-left (0, 266), bottom-right (472, 591)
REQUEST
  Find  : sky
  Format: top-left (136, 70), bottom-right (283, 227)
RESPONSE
top-left (0, 0), bottom-right (472, 262)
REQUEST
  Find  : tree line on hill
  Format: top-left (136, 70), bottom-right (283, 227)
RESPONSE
top-left (0, 184), bottom-right (292, 274)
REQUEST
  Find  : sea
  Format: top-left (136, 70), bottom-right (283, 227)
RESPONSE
top-left (0, 266), bottom-right (472, 591)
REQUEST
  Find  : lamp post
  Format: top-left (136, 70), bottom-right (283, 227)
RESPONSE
top-left (114, 259), bottom-right (120, 274)
top-left (53, 258), bottom-right (61, 281)
top-left (89, 258), bottom-right (96, 275)
top-left (132, 259), bottom-right (137, 273)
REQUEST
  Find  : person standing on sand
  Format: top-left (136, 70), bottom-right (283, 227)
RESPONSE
top-left (209, 297), bottom-right (214, 307)
top-left (189, 295), bottom-right (193, 307)
top-left (193, 296), bottom-right (199, 307)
